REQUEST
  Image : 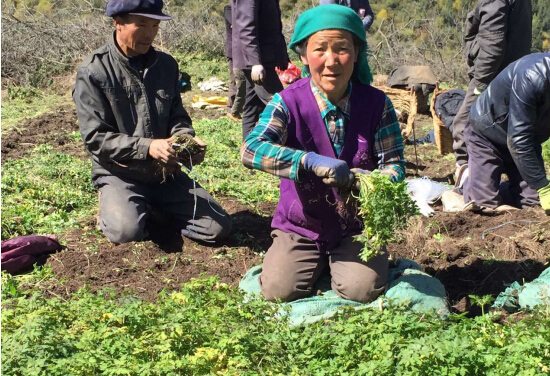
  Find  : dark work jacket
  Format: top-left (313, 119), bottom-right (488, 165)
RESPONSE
top-left (470, 53), bottom-right (550, 191)
top-left (319, 0), bottom-right (374, 31)
top-left (224, 3), bottom-right (232, 59)
top-left (464, 0), bottom-right (532, 90)
top-left (272, 78), bottom-right (386, 253)
top-left (231, 0), bottom-right (289, 70)
top-left (73, 32), bottom-right (194, 183)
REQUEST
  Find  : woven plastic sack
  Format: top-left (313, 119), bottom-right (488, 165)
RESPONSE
top-left (239, 258), bottom-right (449, 327)
top-left (493, 268), bottom-right (550, 312)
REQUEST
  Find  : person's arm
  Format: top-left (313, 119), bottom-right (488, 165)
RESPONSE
top-left (234, 0), bottom-right (261, 67)
top-left (374, 96), bottom-right (406, 182)
top-left (473, 0), bottom-right (509, 90)
top-left (360, 0), bottom-right (374, 31)
top-left (507, 71), bottom-right (548, 190)
top-left (241, 93), bottom-right (306, 180)
top-left (73, 67), bottom-right (152, 162)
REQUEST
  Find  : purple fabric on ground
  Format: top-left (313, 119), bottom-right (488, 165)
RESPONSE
top-left (1, 235), bottom-right (63, 275)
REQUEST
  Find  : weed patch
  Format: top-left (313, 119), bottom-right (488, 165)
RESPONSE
top-left (2, 275), bottom-right (549, 376)
top-left (1, 145), bottom-right (95, 239)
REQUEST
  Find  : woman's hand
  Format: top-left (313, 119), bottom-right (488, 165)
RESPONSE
top-left (302, 152), bottom-right (353, 188)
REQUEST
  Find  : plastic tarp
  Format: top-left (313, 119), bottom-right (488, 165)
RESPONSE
top-left (191, 95), bottom-right (228, 109)
top-left (406, 177), bottom-right (452, 216)
top-left (239, 258), bottom-right (449, 327)
top-left (493, 267), bottom-right (550, 312)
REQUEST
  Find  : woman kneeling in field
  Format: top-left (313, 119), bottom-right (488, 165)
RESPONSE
top-left (241, 5), bottom-right (405, 303)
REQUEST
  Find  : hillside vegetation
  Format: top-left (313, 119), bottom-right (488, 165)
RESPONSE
top-left (2, 0), bottom-right (548, 88)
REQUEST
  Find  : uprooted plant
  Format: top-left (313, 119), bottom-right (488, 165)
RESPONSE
top-left (354, 170), bottom-right (419, 262)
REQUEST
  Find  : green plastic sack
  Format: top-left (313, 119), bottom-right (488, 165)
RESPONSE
top-left (493, 267), bottom-right (550, 312)
top-left (239, 258), bottom-right (449, 327)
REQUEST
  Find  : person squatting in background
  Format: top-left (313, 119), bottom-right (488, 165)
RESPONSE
top-left (463, 53), bottom-right (550, 214)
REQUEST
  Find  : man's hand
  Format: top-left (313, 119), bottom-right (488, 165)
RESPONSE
top-left (302, 152), bottom-right (353, 188)
top-left (251, 65), bottom-right (266, 85)
top-left (537, 183), bottom-right (550, 215)
top-left (148, 138), bottom-right (177, 164)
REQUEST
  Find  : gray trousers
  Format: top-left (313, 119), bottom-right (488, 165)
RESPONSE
top-left (95, 172), bottom-right (232, 244)
top-left (451, 80), bottom-right (478, 166)
top-left (260, 230), bottom-right (388, 303)
top-left (463, 124), bottom-right (540, 208)
top-left (241, 66), bottom-right (283, 140)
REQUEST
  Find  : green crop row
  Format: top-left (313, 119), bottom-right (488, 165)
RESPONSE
top-left (2, 273), bottom-right (549, 376)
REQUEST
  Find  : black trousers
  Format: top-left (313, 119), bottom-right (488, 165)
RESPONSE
top-left (241, 66), bottom-right (283, 140)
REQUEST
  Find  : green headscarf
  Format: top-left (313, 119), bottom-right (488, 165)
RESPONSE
top-left (289, 4), bottom-right (373, 85)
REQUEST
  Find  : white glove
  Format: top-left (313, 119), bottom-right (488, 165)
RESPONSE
top-left (251, 65), bottom-right (265, 85)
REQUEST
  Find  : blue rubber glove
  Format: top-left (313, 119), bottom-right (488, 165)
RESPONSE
top-left (302, 152), bottom-right (353, 188)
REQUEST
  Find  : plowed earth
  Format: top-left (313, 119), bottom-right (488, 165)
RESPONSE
top-left (5, 107), bottom-right (549, 316)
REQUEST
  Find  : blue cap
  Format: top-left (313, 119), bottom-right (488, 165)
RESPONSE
top-left (106, 0), bottom-right (172, 20)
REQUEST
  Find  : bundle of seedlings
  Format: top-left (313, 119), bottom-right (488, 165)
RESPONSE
top-left (354, 170), bottom-right (419, 262)
top-left (157, 134), bottom-right (207, 180)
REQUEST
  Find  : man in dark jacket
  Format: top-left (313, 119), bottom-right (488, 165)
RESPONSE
top-left (319, 0), bottom-right (374, 31)
top-left (231, 0), bottom-right (290, 139)
top-left (73, 0), bottom-right (232, 244)
top-left (451, 0), bottom-right (532, 186)
top-left (463, 53), bottom-right (550, 214)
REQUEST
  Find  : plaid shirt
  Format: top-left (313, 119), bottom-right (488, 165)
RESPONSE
top-left (241, 81), bottom-right (405, 181)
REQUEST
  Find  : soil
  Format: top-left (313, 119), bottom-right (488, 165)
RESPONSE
top-left (1, 105), bottom-right (86, 161)
top-left (5, 104), bottom-right (550, 316)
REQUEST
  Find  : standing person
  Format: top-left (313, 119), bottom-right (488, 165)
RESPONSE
top-left (224, 3), bottom-right (245, 121)
top-left (463, 53), bottom-right (550, 213)
top-left (241, 5), bottom-right (405, 303)
top-left (73, 0), bottom-right (232, 244)
top-left (319, 0), bottom-right (374, 32)
top-left (231, 0), bottom-right (290, 140)
top-left (451, 0), bottom-right (532, 187)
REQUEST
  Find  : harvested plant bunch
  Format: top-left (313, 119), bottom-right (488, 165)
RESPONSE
top-left (354, 170), bottom-right (419, 261)
top-left (171, 134), bottom-right (207, 169)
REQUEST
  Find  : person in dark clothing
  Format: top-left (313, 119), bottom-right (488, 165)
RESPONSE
top-left (224, 3), bottom-right (245, 120)
top-left (451, 0), bottom-right (532, 186)
top-left (73, 0), bottom-right (232, 244)
top-left (463, 53), bottom-right (550, 214)
top-left (319, 0), bottom-right (374, 31)
top-left (231, 0), bottom-right (289, 139)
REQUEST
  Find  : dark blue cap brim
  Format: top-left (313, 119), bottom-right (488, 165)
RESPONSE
top-left (128, 12), bottom-right (172, 20)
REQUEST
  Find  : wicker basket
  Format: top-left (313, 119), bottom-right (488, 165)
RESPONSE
top-left (430, 83), bottom-right (454, 155)
top-left (373, 85), bottom-right (417, 139)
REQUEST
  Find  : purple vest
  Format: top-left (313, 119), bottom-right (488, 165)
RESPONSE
top-left (272, 78), bottom-right (386, 253)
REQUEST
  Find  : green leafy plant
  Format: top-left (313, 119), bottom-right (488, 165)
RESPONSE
top-left (355, 171), bottom-right (419, 261)
top-left (469, 294), bottom-right (496, 316)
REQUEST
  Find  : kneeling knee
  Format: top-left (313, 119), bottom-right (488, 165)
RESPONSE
top-left (334, 278), bottom-right (385, 303)
top-left (102, 221), bottom-right (146, 244)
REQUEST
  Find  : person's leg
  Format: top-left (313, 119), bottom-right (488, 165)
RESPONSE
top-left (329, 237), bottom-right (388, 303)
top-left (241, 66), bottom-right (284, 140)
top-left (463, 124), bottom-right (504, 208)
top-left (260, 230), bottom-right (328, 302)
top-left (227, 58), bottom-right (236, 114)
top-left (231, 67), bottom-right (246, 117)
top-left (95, 175), bottom-right (149, 244)
top-left (151, 172), bottom-right (232, 243)
top-left (452, 80), bottom-right (477, 168)
top-left (503, 151), bottom-right (541, 208)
